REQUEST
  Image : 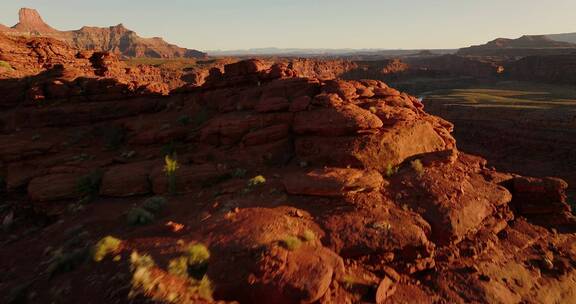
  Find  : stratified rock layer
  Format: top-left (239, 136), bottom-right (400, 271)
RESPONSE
top-left (0, 35), bottom-right (574, 304)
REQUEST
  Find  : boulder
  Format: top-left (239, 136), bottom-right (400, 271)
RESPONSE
top-left (293, 104), bottom-right (383, 137)
top-left (100, 162), bottom-right (154, 197)
top-left (28, 173), bottom-right (80, 201)
top-left (284, 168), bottom-right (385, 197)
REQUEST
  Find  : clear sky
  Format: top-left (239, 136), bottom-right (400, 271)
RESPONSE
top-left (1, 0), bottom-right (575, 51)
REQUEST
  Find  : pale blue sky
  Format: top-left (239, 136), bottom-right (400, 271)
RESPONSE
top-left (1, 0), bottom-right (575, 51)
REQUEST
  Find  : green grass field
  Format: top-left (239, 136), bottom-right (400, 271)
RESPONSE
top-left (423, 81), bottom-right (576, 110)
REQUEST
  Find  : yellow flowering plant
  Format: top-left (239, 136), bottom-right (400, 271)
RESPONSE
top-left (164, 155), bottom-right (179, 194)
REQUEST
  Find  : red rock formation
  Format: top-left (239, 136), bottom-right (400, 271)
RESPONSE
top-left (12, 7), bottom-right (57, 34)
top-left (506, 54), bottom-right (576, 84)
top-left (0, 36), bottom-right (574, 304)
top-left (2, 8), bottom-right (206, 59)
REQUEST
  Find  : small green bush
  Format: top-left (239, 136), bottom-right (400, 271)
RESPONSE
top-left (93, 236), bottom-right (122, 262)
top-left (141, 196), bottom-right (167, 213)
top-left (46, 247), bottom-right (90, 276)
top-left (186, 244), bottom-right (210, 266)
top-left (411, 159), bottom-right (424, 177)
top-left (168, 256), bottom-right (189, 277)
top-left (302, 229), bottom-right (316, 242)
top-left (127, 196), bottom-right (167, 226)
top-left (127, 207), bottom-right (155, 225)
top-left (281, 236), bottom-right (302, 251)
top-left (385, 164), bottom-right (399, 178)
top-left (247, 175), bottom-right (266, 187)
top-left (77, 170), bottom-right (103, 203)
top-left (0, 60), bottom-right (13, 71)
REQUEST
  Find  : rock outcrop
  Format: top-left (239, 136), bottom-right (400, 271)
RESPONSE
top-left (0, 36), bottom-right (574, 304)
top-left (506, 54), bottom-right (576, 84)
top-left (1, 8), bottom-right (206, 59)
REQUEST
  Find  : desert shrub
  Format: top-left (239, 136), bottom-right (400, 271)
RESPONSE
top-left (77, 170), bottom-right (103, 203)
top-left (93, 236), bottom-right (123, 262)
top-left (168, 256), bottom-right (190, 277)
top-left (130, 249), bottom-right (213, 302)
top-left (126, 196), bottom-right (167, 225)
top-left (127, 207), bottom-right (155, 225)
top-left (46, 247), bottom-right (90, 277)
top-left (247, 175), bottom-right (266, 187)
top-left (40, 227), bottom-right (92, 277)
top-left (302, 229), bottom-right (316, 242)
top-left (186, 244), bottom-right (210, 266)
top-left (141, 196), bottom-right (167, 213)
top-left (281, 236), bottom-right (302, 251)
top-left (410, 159), bottom-right (424, 177)
top-left (385, 163), bottom-right (399, 178)
top-left (163, 155), bottom-right (179, 194)
top-left (341, 275), bottom-right (358, 289)
top-left (0, 60), bottom-right (13, 71)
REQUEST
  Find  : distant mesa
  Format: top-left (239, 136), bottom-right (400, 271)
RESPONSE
top-left (458, 34), bottom-right (576, 57)
top-left (1, 8), bottom-right (206, 59)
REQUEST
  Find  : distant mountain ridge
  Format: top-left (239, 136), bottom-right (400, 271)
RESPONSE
top-left (546, 32), bottom-right (576, 44)
top-left (458, 34), bottom-right (576, 57)
top-left (0, 8), bottom-right (206, 59)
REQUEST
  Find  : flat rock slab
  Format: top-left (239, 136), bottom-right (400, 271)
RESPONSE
top-left (28, 173), bottom-right (81, 202)
top-left (284, 168), bottom-right (385, 197)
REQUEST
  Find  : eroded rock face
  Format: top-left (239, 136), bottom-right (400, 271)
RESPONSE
top-left (0, 51), bottom-right (575, 304)
top-left (2, 8), bottom-right (206, 59)
top-left (284, 168), bottom-right (385, 197)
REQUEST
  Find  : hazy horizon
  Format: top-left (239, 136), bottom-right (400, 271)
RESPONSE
top-left (1, 0), bottom-right (576, 51)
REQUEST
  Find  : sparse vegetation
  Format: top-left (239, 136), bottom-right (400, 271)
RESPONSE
top-left (41, 228), bottom-right (93, 277)
top-left (164, 155), bottom-right (179, 194)
top-left (77, 170), bottom-right (103, 203)
top-left (248, 175), bottom-right (266, 187)
top-left (281, 235), bottom-right (302, 251)
top-left (186, 244), bottom-right (210, 267)
top-left (93, 236), bottom-right (122, 262)
top-left (302, 229), bottom-right (316, 242)
top-left (45, 247), bottom-right (90, 277)
top-left (127, 207), bottom-right (156, 225)
top-left (411, 159), bottom-right (424, 177)
top-left (341, 275), bottom-right (358, 289)
top-left (141, 196), bottom-right (167, 212)
top-left (385, 163), bottom-right (399, 178)
top-left (0, 60), bottom-right (13, 71)
top-left (129, 242), bottom-right (213, 302)
top-left (127, 196), bottom-right (167, 225)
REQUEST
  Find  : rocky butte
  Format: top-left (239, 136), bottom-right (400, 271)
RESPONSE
top-left (0, 33), bottom-right (575, 303)
top-left (0, 8), bottom-right (206, 59)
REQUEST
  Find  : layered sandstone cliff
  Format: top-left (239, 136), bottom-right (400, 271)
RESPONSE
top-left (0, 35), bottom-right (575, 304)
top-left (1, 8), bottom-right (206, 59)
